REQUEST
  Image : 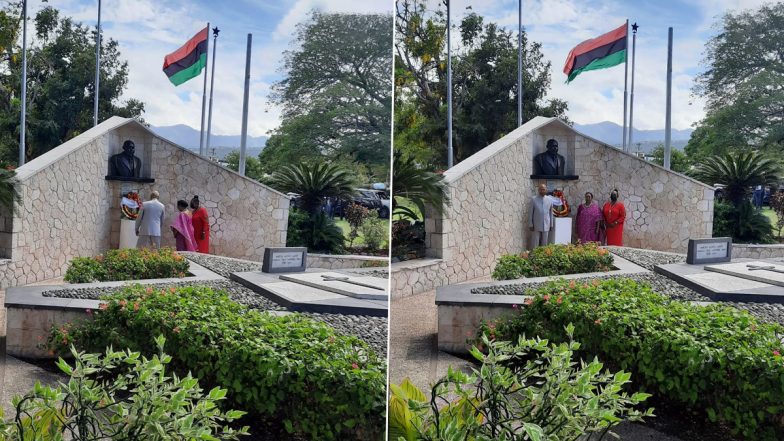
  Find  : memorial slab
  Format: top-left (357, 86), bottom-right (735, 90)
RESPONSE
top-left (704, 261), bottom-right (784, 287)
top-left (262, 247), bottom-right (307, 273)
top-left (686, 238), bottom-right (732, 265)
top-left (655, 260), bottom-right (784, 303)
top-left (279, 272), bottom-right (388, 300)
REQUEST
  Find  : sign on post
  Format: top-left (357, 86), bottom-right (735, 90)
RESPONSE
top-left (261, 247), bottom-right (307, 273)
top-left (686, 238), bottom-right (732, 265)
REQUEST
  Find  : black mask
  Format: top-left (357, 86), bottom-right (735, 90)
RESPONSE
top-left (610, 194), bottom-right (618, 202)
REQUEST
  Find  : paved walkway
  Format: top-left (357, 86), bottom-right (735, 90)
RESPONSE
top-left (390, 281), bottom-right (683, 441)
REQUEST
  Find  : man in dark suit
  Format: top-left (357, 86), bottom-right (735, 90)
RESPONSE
top-left (109, 140), bottom-right (142, 178)
top-left (533, 139), bottom-right (566, 176)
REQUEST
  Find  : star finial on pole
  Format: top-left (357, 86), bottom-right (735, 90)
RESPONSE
top-left (632, 22), bottom-right (639, 33)
top-left (212, 27), bottom-right (220, 37)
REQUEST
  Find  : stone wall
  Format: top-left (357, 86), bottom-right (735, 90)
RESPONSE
top-left (0, 117), bottom-right (289, 288)
top-left (399, 117), bottom-right (714, 297)
top-left (307, 254), bottom-right (389, 270)
top-left (391, 258), bottom-right (448, 299)
top-left (733, 244), bottom-right (784, 260)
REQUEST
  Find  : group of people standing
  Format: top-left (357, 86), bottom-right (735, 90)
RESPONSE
top-left (135, 192), bottom-right (210, 253)
top-left (528, 184), bottom-right (625, 249)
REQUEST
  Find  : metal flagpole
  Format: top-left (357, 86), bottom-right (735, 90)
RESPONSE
top-left (446, 0), bottom-right (453, 168)
top-left (199, 22), bottom-right (210, 156)
top-left (239, 33), bottom-right (252, 176)
top-left (664, 27), bottom-right (673, 170)
top-left (205, 27), bottom-right (219, 156)
top-left (517, 0), bottom-right (523, 127)
top-left (19, 0), bottom-right (27, 166)
top-left (93, 0), bottom-right (101, 126)
top-left (621, 19), bottom-right (628, 152)
top-left (628, 23), bottom-right (638, 150)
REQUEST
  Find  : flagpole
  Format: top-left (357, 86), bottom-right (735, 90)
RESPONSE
top-left (199, 22), bottom-right (210, 156)
top-left (205, 27), bottom-right (219, 158)
top-left (621, 19), bottom-right (628, 152)
top-left (517, 0), bottom-right (523, 127)
top-left (446, 0), bottom-right (453, 168)
top-left (93, 0), bottom-right (101, 127)
top-left (628, 23), bottom-right (638, 150)
top-left (239, 33), bottom-right (252, 176)
top-left (664, 27), bottom-right (673, 170)
top-left (19, 0), bottom-right (27, 166)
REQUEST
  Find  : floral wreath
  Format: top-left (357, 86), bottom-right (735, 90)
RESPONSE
top-left (121, 192), bottom-right (142, 220)
top-left (552, 189), bottom-right (570, 217)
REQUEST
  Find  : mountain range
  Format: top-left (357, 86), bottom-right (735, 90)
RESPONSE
top-left (150, 124), bottom-right (267, 160)
top-left (573, 121), bottom-right (692, 154)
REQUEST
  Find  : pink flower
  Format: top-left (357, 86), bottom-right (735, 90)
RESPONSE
top-left (512, 304), bottom-right (518, 309)
top-left (133, 302), bottom-right (140, 312)
top-left (774, 350), bottom-right (781, 357)
top-left (543, 295), bottom-right (551, 302)
top-left (524, 298), bottom-right (533, 305)
top-left (556, 296), bottom-right (563, 304)
top-left (594, 319), bottom-right (602, 325)
top-left (85, 308), bottom-right (92, 315)
top-left (351, 363), bottom-right (359, 370)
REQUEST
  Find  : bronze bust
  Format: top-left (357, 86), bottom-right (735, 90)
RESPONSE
top-left (533, 139), bottom-right (566, 176)
top-left (109, 140), bottom-right (142, 178)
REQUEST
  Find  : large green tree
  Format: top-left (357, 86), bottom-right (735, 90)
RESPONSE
top-left (395, 0), bottom-right (568, 169)
top-left (0, 3), bottom-right (143, 164)
top-left (686, 2), bottom-right (784, 161)
top-left (262, 11), bottom-right (392, 181)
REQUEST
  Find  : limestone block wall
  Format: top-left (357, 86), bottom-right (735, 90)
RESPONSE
top-left (733, 244), bottom-right (784, 260)
top-left (399, 117), bottom-right (714, 297)
top-left (1, 117), bottom-right (289, 288)
top-left (307, 254), bottom-right (389, 270)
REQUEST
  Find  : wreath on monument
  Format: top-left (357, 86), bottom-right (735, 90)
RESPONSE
top-left (552, 190), bottom-right (570, 217)
top-left (121, 192), bottom-right (142, 220)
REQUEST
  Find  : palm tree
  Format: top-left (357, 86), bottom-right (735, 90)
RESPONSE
top-left (691, 150), bottom-right (780, 206)
top-left (271, 162), bottom-right (356, 216)
top-left (392, 151), bottom-right (450, 221)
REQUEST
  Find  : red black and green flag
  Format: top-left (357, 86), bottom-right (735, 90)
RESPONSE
top-left (163, 27), bottom-right (208, 86)
top-left (563, 23), bottom-right (627, 83)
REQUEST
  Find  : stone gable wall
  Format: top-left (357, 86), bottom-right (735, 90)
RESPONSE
top-left (0, 118), bottom-right (288, 288)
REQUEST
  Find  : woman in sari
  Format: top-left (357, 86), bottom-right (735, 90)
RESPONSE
top-left (170, 200), bottom-right (197, 252)
top-left (602, 189), bottom-right (626, 246)
top-left (575, 192), bottom-right (602, 243)
top-left (190, 195), bottom-right (210, 254)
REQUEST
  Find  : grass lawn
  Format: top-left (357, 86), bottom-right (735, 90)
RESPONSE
top-left (762, 207), bottom-right (778, 225)
top-left (392, 197), bottom-right (422, 221)
top-left (334, 218), bottom-right (389, 248)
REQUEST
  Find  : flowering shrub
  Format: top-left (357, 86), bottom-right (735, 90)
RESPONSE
top-left (64, 248), bottom-right (189, 283)
top-left (359, 212), bottom-right (387, 252)
top-left (390, 327), bottom-right (652, 440)
top-left (46, 285), bottom-right (386, 440)
top-left (2, 335), bottom-right (248, 440)
top-left (492, 242), bottom-right (614, 280)
top-left (486, 278), bottom-right (784, 439)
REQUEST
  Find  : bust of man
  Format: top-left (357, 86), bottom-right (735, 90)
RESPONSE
top-left (533, 139), bottom-right (566, 176)
top-left (109, 140), bottom-right (142, 178)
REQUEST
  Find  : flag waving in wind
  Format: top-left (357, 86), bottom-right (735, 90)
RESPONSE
top-left (563, 23), bottom-right (627, 83)
top-left (163, 27), bottom-right (209, 86)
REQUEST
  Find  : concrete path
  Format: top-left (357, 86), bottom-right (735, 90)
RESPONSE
top-left (390, 283), bottom-right (684, 441)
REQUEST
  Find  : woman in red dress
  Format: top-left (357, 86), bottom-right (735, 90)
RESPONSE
top-left (602, 189), bottom-right (626, 246)
top-left (190, 195), bottom-right (210, 253)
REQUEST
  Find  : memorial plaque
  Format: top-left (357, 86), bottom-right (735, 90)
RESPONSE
top-left (262, 247), bottom-right (307, 273)
top-left (687, 237), bottom-right (732, 265)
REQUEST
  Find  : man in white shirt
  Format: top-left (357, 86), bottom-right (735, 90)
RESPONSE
top-left (528, 184), bottom-right (562, 249)
top-left (136, 190), bottom-right (166, 249)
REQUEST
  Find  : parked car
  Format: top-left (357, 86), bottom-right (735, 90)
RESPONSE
top-left (373, 190), bottom-right (391, 218)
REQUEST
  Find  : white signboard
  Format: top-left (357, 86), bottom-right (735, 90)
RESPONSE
top-left (270, 251), bottom-right (304, 269)
top-left (695, 242), bottom-right (729, 260)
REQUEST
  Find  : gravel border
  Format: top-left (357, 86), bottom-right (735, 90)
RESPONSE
top-left (605, 246), bottom-right (686, 270)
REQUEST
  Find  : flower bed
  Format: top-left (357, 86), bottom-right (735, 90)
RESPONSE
top-left (64, 248), bottom-right (190, 283)
top-left (484, 278), bottom-right (784, 439)
top-left (46, 285), bottom-right (386, 440)
top-left (492, 242), bottom-right (614, 280)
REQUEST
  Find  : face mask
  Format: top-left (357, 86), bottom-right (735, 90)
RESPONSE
top-left (610, 194), bottom-right (618, 202)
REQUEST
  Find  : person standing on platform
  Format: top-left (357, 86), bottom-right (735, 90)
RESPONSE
top-left (602, 189), bottom-right (626, 246)
top-left (190, 195), bottom-right (210, 254)
top-left (576, 191), bottom-right (602, 243)
top-left (528, 184), bottom-right (562, 249)
top-left (135, 190), bottom-right (165, 249)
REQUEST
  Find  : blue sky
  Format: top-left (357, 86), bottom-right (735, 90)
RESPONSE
top-left (27, 0), bottom-right (392, 137)
top-left (439, 0), bottom-right (769, 130)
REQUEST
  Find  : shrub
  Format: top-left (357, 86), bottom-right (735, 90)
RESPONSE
top-left (390, 328), bottom-right (652, 441)
top-left (391, 221), bottom-right (425, 261)
top-left (486, 278), bottom-right (784, 439)
top-left (360, 212), bottom-right (387, 252)
top-left (492, 243), bottom-right (614, 280)
top-left (345, 203), bottom-right (371, 247)
top-left (64, 248), bottom-right (189, 283)
top-left (713, 200), bottom-right (774, 243)
top-left (286, 208), bottom-right (346, 254)
top-left (0, 335), bottom-right (247, 440)
top-left (47, 285), bottom-right (385, 440)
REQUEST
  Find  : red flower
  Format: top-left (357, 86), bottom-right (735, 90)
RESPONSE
top-left (543, 295), bottom-right (551, 302)
top-left (133, 302), bottom-right (140, 312)
top-left (351, 363), bottom-right (359, 370)
top-left (145, 287), bottom-right (153, 294)
top-left (524, 298), bottom-right (533, 305)
top-left (556, 296), bottom-right (563, 304)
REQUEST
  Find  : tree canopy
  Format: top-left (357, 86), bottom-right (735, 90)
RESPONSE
top-left (0, 2), bottom-right (143, 164)
top-left (394, 0), bottom-right (568, 169)
top-left (686, 2), bottom-right (784, 161)
top-left (261, 11), bottom-right (392, 181)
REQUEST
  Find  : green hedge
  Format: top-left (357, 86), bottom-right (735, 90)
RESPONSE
top-left (492, 242), bottom-right (614, 280)
top-left (64, 248), bottom-right (190, 283)
top-left (48, 285), bottom-right (386, 440)
top-left (484, 278), bottom-right (784, 439)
